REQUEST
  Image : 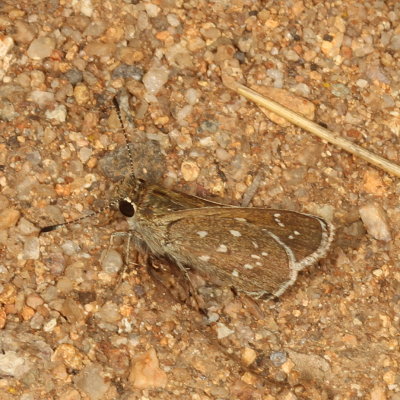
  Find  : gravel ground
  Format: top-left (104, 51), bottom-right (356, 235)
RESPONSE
top-left (1, 0), bottom-right (400, 399)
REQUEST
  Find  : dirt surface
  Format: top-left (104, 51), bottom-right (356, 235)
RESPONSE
top-left (1, 0), bottom-right (400, 399)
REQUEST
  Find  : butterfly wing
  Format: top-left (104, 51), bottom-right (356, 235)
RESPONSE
top-left (146, 207), bottom-right (334, 298)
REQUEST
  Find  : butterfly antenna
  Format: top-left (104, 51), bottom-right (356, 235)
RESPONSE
top-left (41, 97), bottom-right (132, 234)
top-left (112, 97), bottom-right (135, 175)
top-left (39, 204), bottom-right (115, 234)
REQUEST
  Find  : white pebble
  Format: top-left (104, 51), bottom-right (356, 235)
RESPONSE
top-left (17, 217), bottom-right (39, 235)
top-left (0, 36), bottom-right (14, 58)
top-left (356, 79), bottom-right (368, 88)
top-left (181, 161), bottom-right (200, 182)
top-left (185, 88), bottom-right (199, 105)
top-left (359, 203), bottom-right (391, 242)
top-left (28, 90), bottom-right (54, 108)
top-left (176, 105), bottom-right (192, 122)
top-left (199, 136), bottom-right (215, 147)
top-left (27, 37), bottom-right (55, 60)
top-left (144, 3), bottom-right (160, 17)
top-left (61, 240), bottom-right (80, 256)
top-left (80, 0), bottom-right (93, 17)
top-left (45, 105), bottom-right (67, 122)
top-left (78, 147), bottom-right (92, 163)
top-left (216, 322), bottom-right (234, 339)
top-left (23, 237), bottom-right (40, 260)
top-left (167, 13), bottom-right (180, 27)
top-left (101, 249), bottom-right (123, 273)
top-left (143, 65), bottom-right (169, 95)
top-left (216, 148), bottom-right (231, 161)
top-left (0, 351), bottom-right (29, 378)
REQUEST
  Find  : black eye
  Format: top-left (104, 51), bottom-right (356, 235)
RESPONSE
top-left (119, 200), bottom-right (135, 217)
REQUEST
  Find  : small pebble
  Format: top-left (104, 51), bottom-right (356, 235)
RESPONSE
top-left (27, 37), bottom-right (55, 60)
top-left (74, 84), bottom-right (90, 105)
top-left (28, 90), bottom-right (54, 108)
top-left (241, 347), bottom-right (257, 366)
top-left (356, 79), bottom-right (368, 88)
top-left (0, 195), bottom-right (9, 210)
top-left (176, 104), bottom-right (192, 122)
top-left (216, 148), bottom-right (231, 161)
top-left (0, 351), bottom-right (29, 378)
top-left (284, 49), bottom-right (300, 61)
top-left (207, 312), bottom-right (219, 323)
top-left (53, 343), bottom-right (86, 370)
top-left (112, 64), bottom-right (143, 80)
top-left (61, 240), bottom-right (80, 256)
top-left (30, 312), bottom-right (44, 329)
top-left (13, 21), bottom-right (35, 43)
top-left (0, 100), bottom-right (18, 121)
top-left (45, 105), bottom-right (67, 122)
top-left (389, 34), bottom-right (400, 51)
top-left (0, 208), bottom-right (20, 230)
top-left (17, 217), bottom-right (39, 235)
top-left (26, 293), bottom-right (44, 309)
top-left (79, 0), bottom-right (94, 17)
top-left (270, 351), bottom-right (287, 367)
top-left (45, 253), bottom-right (66, 275)
top-left (0, 36), bottom-right (14, 59)
top-left (75, 364), bottom-right (110, 400)
top-left (129, 348), bottom-right (167, 389)
top-left (369, 384), bottom-right (387, 400)
top-left (83, 21), bottom-right (106, 37)
top-left (181, 160), bottom-right (200, 182)
top-left (216, 322), bottom-right (234, 339)
top-left (61, 298), bottom-right (85, 324)
top-left (185, 88), bottom-right (199, 105)
top-left (100, 249), bottom-right (123, 274)
top-left (96, 302), bottom-right (120, 324)
top-left (84, 42), bottom-right (116, 58)
top-left (78, 147), bottom-right (93, 163)
top-left (144, 3), bottom-right (160, 18)
top-left (331, 83), bottom-right (350, 98)
top-left (56, 277), bottom-right (74, 294)
top-left (143, 65), bottom-right (170, 95)
top-left (167, 13), bottom-right (180, 27)
top-left (23, 237), bottom-right (40, 260)
top-left (359, 203), bottom-right (391, 242)
top-left (43, 318), bottom-right (57, 333)
top-left (64, 69), bottom-right (83, 85)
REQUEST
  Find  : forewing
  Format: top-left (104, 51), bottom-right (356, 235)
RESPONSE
top-left (159, 208), bottom-right (333, 297)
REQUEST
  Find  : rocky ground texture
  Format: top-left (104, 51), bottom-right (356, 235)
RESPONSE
top-left (0, 0), bottom-right (400, 399)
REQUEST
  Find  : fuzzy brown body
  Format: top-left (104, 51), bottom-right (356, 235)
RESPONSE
top-left (114, 174), bottom-right (334, 299)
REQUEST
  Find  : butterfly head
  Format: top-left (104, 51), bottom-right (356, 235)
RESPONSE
top-left (111, 173), bottom-right (145, 218)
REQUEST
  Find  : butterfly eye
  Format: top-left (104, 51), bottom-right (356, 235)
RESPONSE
top-left (119, 199), bottom-right (135, 217)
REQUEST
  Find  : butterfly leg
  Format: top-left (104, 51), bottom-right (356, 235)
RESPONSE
top-left (104, 230), bottom-right (150, 289)
top-left (174, 263), bottom-right (207, 313)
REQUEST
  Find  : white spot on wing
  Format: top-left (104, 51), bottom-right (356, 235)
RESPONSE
top-left (251, 254), bottom-right (261, 259)
top-left (252, 241), bottom-right (259, 249)
top-left (217, 244), bottom-right (228, 253)
top-left (196, 231), bottom-right (208, 238)
top-left (274, 213), bottom-right (285, 227)
top-left (232, 269), bottom-right (239, 277)
top-left (229, 230), bottom-right (241, 237)
top-left (235, 217), bottom-right (247, 222)
top-left (243, 264), bottom-right (254, 270)
top-left (261, 252), bottom-right (268, 256)
top-left (199, 255), bottom-right (210, 262)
